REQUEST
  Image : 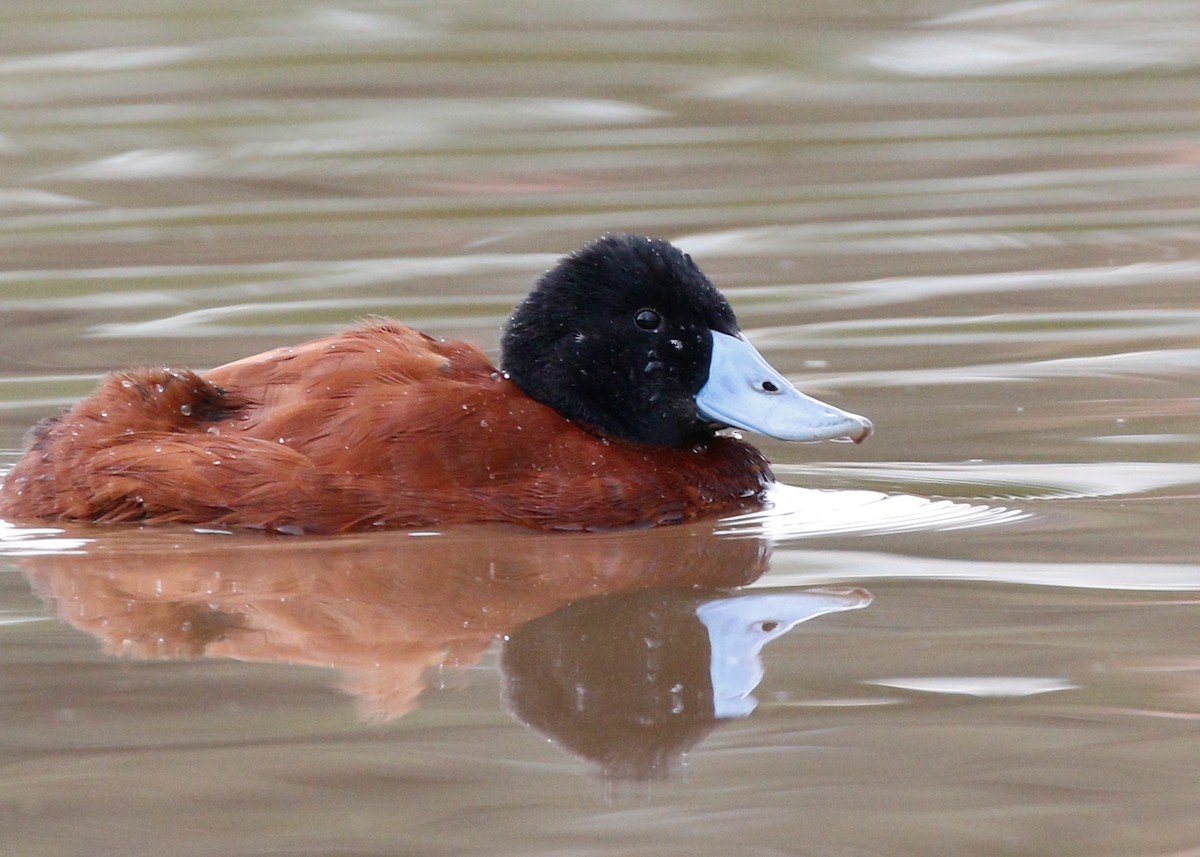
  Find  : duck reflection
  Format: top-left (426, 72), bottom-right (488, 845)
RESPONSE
top-left (503, 585), bottom-right (869, 781)
top-left (15, 522), bottom-right (870, 778)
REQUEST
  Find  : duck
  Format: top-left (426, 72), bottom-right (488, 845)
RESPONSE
top-left (0, 234), bottom-right (871, 534)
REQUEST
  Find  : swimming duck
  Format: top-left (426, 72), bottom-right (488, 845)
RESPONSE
top-left (0, 234), bottom-right (871, 533)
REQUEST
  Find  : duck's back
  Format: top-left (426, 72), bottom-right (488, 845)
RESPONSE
top-left (0, 320), bottom-right (770, 533)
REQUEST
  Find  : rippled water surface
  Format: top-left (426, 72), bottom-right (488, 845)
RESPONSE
top-left (3, 1), bottom-right (1200, 854)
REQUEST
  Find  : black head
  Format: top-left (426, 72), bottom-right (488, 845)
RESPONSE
top-left (500, 234), bottom-right (739, 446)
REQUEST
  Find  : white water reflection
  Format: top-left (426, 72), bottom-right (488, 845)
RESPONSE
top-left (778, 461), bottom-right (1200, 501)
top-left (815, 348), bottom-right (1200, 388)
top-left (717, 484), bottom-right (1027, 541)
top-left (869, 33), bottom-right (1188, 77)
top-left (760, 550), bottom-right (1200, 592)
top-left (688, 257), bottom-right (1200, 310)
top-left (0, 521), bottom-right (90, 556)
top-left (680, 221), bottom-right (1200, 261)
top-left (0, 189), bottom-right (87, 211)
top-left (870, 0), bottom-right (1200, 77)
top-left (750, 309), bottom-right (1200, 351)
top-left (0, 46), bottom-right (197, 75)
top-left (291, 7), bottom-right (430, 39)
top-left (56, 149), bottom-right (212, 180)
top-left (51, 98), bottom-right (663, 180)
top-left (0, 254), bottom-right (552, 312)
top-left (868, 676), bottom-right (1078, 697)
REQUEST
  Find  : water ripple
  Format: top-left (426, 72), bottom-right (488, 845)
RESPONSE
top-left (816, 347), bottom-right (1200, 388)
top-left (870, 1), bottom-right (1200, 77)
top-left (0, 521), bottom-right (90, 557)
top-left (0, 46), bottom-right (197, 75)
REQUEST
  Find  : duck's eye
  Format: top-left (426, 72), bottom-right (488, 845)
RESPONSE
top-left (634, 309), bottom-right (661, 331)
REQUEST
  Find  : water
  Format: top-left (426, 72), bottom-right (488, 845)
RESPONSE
top-left (2, 0), bottom-right (1200, 854)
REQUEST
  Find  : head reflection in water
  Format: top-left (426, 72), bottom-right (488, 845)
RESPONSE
top-left (13, 523), bottom-right (869, 784)
top-left (502, 586), bottom-right (870, 782)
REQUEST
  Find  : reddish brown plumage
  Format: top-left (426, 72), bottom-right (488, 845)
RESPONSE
top-left (0, 320), bottom-right (772, 533)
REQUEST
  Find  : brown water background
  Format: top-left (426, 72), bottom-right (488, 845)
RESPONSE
top-left (2, 1), bottom-right (1200, 855)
